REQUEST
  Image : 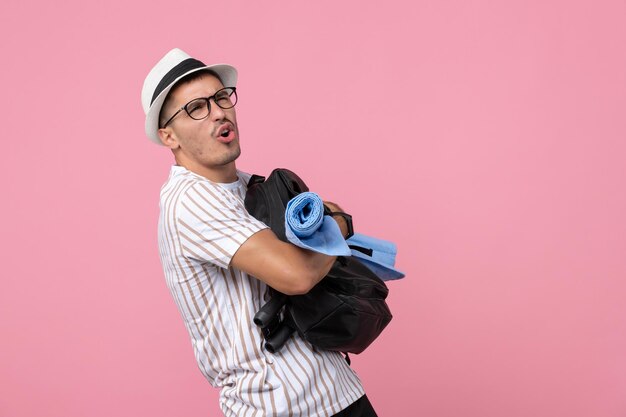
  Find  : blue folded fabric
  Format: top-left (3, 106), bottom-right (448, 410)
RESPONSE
top-left (346, 233), bottom-right (405, 281)
top-left (284, 192), bottom-right (352, 256)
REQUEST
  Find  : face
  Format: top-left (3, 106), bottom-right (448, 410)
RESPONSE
top-left (158, 73), bottom-right (241, 182)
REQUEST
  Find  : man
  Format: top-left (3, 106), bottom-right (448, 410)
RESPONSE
top-left (142, 48), bottom-right (377, 416)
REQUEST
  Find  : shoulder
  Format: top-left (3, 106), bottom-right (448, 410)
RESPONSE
top-left (160, 167), bottom-right (196, 206)
top-left (161, 166), bottom-right (259, 224)
top-left (160, 167), bottom-right (225, 214)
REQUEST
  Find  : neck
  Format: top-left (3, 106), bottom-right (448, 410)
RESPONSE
top-left (176, 158), bottom-right (238, 183)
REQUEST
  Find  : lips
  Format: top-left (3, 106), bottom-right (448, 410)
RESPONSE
top-left (216, 123), bottom-right (235, 143)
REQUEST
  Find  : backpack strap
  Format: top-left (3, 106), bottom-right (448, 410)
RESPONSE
top-left (347, 245), bottom-right (373, 257)
top-left (247, 174), bottom-right (266, 188)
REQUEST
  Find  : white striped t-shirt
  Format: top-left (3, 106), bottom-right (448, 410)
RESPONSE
top-left (158, 165), bottom-right (365, 417)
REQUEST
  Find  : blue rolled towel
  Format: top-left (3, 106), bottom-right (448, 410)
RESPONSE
top-left (284, 192), bottom-right (352, 256)
top-left (285, 192), bottom-right (325, 238)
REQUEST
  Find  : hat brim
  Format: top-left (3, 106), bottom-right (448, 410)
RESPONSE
top-left (145, 64), bottom-right (237, 145)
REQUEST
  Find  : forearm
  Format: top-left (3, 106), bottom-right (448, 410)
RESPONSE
top-left (297, 246), bottom-right (337, 287)
top-left (232, 229), bottom-right (336, 295)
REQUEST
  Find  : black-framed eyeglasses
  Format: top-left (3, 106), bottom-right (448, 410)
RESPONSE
top-left (161, 87), bottom-right (238, 128)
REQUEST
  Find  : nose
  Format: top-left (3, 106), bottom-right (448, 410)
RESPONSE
top-left (209, 99), bottom-right (227, 121)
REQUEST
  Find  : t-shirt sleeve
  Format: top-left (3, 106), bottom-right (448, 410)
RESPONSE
top-left (177, 181), bottom-right (268, 269)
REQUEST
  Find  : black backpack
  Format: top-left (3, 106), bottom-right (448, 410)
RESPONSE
top-left (244, 168), bottom-right (393, 356)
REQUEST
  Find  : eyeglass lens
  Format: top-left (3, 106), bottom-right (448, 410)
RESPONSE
top-left (185, 88), bottom-right (237, 120)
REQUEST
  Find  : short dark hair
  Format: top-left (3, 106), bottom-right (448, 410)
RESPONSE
top-left (158, 69), bottom-right (222, 128)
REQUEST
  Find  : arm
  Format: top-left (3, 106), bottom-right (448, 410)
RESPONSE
top-left (231, 200), bottom-right (350, 296)
top-left (231, 229), bottom-right (335, 295)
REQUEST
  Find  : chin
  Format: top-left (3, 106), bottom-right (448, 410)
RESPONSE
top-left (223, 146), bottom-right (241, 165)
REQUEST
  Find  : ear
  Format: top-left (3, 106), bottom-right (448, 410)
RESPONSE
top-left (158, 127), bottom-right (180, 149)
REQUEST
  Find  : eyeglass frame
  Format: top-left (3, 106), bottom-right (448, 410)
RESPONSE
top-left (160, 87), bottom-right (238, 129)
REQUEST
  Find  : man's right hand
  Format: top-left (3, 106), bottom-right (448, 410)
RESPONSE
top-left (323, 201), bottom-right (351, 239)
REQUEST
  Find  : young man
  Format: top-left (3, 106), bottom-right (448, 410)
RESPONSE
top-left (142, 48), bottom-right (377, 416)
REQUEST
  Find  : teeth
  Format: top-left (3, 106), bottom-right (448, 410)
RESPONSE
top-left (221, 129), bottom-right (230, 137)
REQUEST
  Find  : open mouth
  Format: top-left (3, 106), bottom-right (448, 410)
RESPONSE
top-left (217, 123), bottom-right (233, 138)
top-left (216, 124), bottom-right (235, 143)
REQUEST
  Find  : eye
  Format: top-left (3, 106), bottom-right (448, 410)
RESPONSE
top-left (215, 91), bottom-right (231, 103)
top-left (187, 100), bottom-right (207, 116)
top-left (215, 89), bottom-right (233, 108)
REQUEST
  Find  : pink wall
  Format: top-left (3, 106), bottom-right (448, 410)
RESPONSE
top-left (2, 1), bottom-right (625, 416)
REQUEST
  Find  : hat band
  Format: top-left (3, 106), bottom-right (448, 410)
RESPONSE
top-left (150, 58), bottom-right (207, 105)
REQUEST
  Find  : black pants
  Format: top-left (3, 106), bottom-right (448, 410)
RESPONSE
top-left (331, 395), bottom-right (378, 417)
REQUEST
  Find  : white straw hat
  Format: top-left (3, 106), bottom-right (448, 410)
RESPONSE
top-left (141, 48), bottom-right (237, 145)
